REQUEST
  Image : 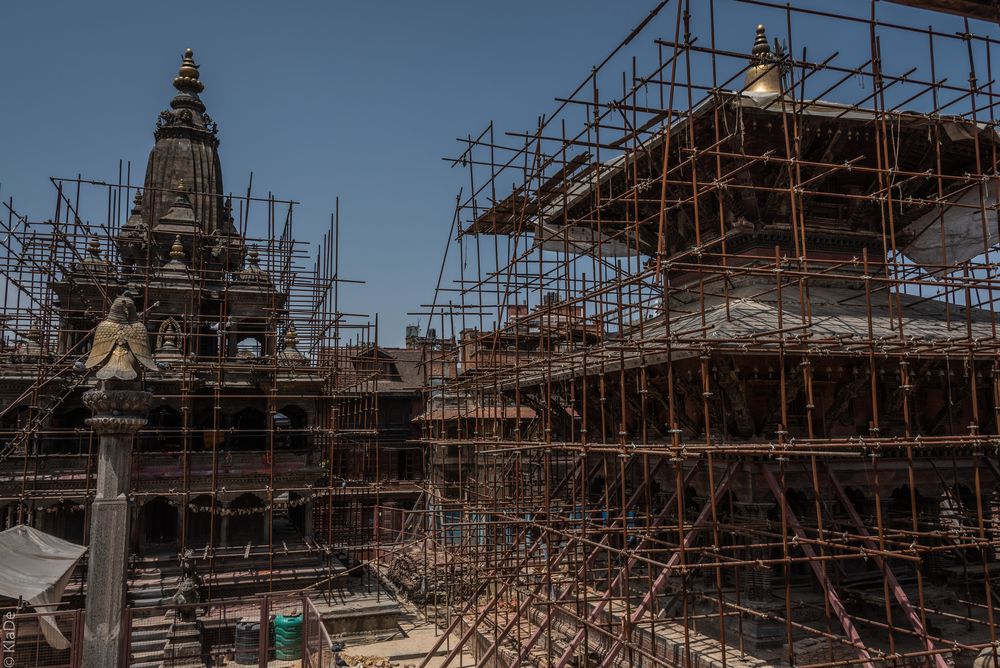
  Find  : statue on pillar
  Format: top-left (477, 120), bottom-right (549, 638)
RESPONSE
top-left (83, 294), bottom-right (160, 380)
top-left (79, 293), bottom-right (156, 668)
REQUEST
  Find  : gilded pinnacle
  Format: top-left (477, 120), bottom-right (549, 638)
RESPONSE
top-left (752, 24), bottom-right (770, 56)
top-left (173, 48), bottom-right (204, 94)
top-left (169, 235), bottom-right (186, 260)
top-left (744, 22), bottom-right (781, 95)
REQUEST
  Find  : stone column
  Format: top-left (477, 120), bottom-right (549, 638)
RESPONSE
top-left (302, 500), bottom-right (314, 538)
top-left (219, 512), bottom-right (229, 548)
top-left (177, 506), bottom-right (185, 551)
top-left (128, 504), bottom-right (141, 555)
top-left (81, 381), bottom-right (152, 668)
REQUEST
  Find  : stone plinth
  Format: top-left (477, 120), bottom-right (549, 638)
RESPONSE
top-left (81, 380), bottom-right (152, 668)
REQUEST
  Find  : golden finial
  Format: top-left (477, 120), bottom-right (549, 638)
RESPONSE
top-left (752, 24), bottom-right (770, 56)
top-left (745, 23), bottom-right (781, 95)
top-left (87, 235), bottom-right (102, 259)
top-left (279, 321), bottom-right (305, 364)
top-left (173, 48), bottom-right (204, 94)
top-left (129, 191), bottom-right (144, 217)
top-left (170, 235), bottom-right (186, 260)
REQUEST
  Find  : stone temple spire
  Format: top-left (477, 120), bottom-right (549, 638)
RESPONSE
top-left (142, 48), bottom-right (225, 243)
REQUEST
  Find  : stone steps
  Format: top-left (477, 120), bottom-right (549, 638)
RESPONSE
top-left (129, 657), bottom-right (203, 668)
top-left (128, 619), bottom-right (171, 666)
top-left (127, 614), bottom-right (204, 668)
top-left (131, 637), bottom-right (170, 655)
top-left (158, 640), bottom-right (202, 665)
top-left (128, 548), bottom-right (328, 605)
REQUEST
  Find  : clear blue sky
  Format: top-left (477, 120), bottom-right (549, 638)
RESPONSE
top-left (0, 1), bottom-right (992, 345)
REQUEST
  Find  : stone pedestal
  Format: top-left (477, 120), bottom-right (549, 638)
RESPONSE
top-left (81, 381), bottom-right (152, 668)
top-left (81, 498), bottom-right (130, 667)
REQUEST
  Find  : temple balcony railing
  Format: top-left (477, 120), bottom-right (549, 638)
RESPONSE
top-left (0, 449), bottom-right (325, 488)
top-left (135, 449), bottom-right (321, 481)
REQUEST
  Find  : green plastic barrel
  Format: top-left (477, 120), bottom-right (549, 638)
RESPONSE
top-left (274, 613), bottom-right (303, 660)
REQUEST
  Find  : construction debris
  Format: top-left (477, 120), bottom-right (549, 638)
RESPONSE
top-left (340, 653), bottom-right (394, 668)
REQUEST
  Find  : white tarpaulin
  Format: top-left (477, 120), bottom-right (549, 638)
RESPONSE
top-left (0, 525), bottom-right (86, 650)
top-left (902, 186), bottom-right (999, 266)
top-left (535, 222), bottom-right (641, 257)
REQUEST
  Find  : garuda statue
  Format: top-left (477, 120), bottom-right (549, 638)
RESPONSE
top-left (84, 295), bottom-right (159, 381)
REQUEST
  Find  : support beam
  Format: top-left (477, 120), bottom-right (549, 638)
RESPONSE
top-left (502, 456), bottom-right (693, 667)
top-left (824, 464), bottom-right (948, 668)
top-left (757, 464), bottom-right (876, 668)
top-left (427, 453), bottom-right (603, 668)
top-left (552, 462), bottom-right (740, 668)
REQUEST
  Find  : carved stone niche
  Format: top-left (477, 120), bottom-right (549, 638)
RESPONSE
top-left (155, 317), bottom-right (185, 363)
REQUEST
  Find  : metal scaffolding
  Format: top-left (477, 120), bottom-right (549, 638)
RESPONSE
top-left (0, 172), bottom-right (384, 596)
top-left (406, 2), bottom-right (1000, 667)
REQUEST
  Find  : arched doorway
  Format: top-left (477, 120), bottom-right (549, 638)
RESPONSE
top-left (39, 500), bottom-right (85, 544)
top-left (192, 408), bottom-right (216, 452)
top-left (51, 407), bottom-right (91, 454)
top-left (141, 496), bottom-right (179, 549)
top-left (139, 406), bottom-right (182, 452)
top-left (227, 408), bottom-right (267, 451)
top-left (277, 404), bottom-right (309, 449)
top-left (185, 494), bottom-right (214, 549)
top-left (227, 493), bottom-right (265, 546)
top-left (286, 491), bottom-right (307, 535)
top-left (235, 335), bottom-right (263, 360)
